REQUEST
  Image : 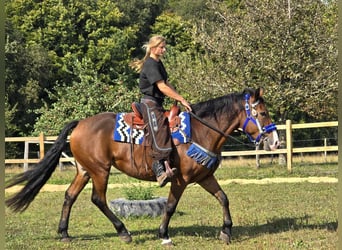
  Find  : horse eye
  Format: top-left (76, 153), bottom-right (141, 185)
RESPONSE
top-left (260, 112), bottom-right (267, 117)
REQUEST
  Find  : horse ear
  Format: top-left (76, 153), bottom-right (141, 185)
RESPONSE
top-left (256, 87), bottom-right (264, 98)
top-left (243, 88), bottom-right (253, 95)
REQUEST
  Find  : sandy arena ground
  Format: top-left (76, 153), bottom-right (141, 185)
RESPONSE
top-left (5, 176), bottom-right (338, 193)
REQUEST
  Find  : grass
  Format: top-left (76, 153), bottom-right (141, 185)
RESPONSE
top-left (5, 154), bottom-right (338, 249)
top-left (4, 154), bottom-right (338, 185)
top-left (5, 183), bottom-right (337, 249)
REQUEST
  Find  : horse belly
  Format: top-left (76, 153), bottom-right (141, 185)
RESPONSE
top-left (110, 143), bottom-right (156, 181)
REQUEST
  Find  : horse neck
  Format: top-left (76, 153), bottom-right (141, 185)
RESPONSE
top-left (190, 113), bottom-right (241, 153)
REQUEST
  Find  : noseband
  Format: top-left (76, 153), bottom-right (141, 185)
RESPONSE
top-left (242, 94), bottom-right (277, 145)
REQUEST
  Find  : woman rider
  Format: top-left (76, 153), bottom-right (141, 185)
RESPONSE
top-left (130, 35), bottom-right (192, 187)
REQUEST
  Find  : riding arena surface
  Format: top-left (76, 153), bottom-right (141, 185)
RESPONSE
top-left (5, 176), bottom-right (337, 193)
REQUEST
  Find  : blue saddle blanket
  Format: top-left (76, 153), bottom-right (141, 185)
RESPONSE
top-left (113, 112), bottom-right (191, 144)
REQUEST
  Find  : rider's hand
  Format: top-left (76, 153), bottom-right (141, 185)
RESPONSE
top-left (180, 99), bottom-right (192, 112)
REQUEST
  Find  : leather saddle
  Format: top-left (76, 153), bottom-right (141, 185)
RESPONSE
top-left (123, 102), bottom-right (181, 132)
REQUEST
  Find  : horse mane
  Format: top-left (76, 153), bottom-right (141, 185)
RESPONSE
top-left (190, 88), bottom-right (264, 120)
top-left (191, 92), bottom-right (244, 120)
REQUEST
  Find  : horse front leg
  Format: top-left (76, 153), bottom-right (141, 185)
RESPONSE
top-left (198, 175), bottom-right (232, 244)
top-left (158, 181), bottom-right (187, 246)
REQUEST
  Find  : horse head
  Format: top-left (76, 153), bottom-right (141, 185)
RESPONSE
top-left (241, 87), bottom-right (279, 151)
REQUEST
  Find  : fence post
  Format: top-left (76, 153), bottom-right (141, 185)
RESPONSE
top-left (39, 132), bottom-right (45, 159)
top-left (24, 141), bottom-right (29, 171)
top-left (324, 138), bottom-right (327, 163)
top-left (286, 120), bottom-right (293, 172)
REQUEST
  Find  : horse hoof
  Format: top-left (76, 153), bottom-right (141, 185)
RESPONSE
top-left (60, 237), bottom-right (72, 243)
top-left (161, 238), bottom-right (174, 246)
top-left (119, 233), bottom-right (132, 243)
top-left (219, 231), bottom-right (231, 244)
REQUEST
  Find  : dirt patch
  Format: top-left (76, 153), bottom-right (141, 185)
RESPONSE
top-left (219, 176), bottom-right (338, 185)
top-left (5, 177), bottom-right (337, 194)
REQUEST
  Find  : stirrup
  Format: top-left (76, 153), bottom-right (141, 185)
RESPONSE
top-left (164, 161), bottom-right (177, 178)
top-left (156, 168), bottom-right (177, 187)
top-left (157, 173), bottom-right (169, 187)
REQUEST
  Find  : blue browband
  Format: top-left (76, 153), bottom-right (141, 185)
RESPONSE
top-left (242, 94), bottom-right (277, 144)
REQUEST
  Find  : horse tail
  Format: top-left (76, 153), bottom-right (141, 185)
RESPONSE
top-left (5, 120), bottom-right (79, 212)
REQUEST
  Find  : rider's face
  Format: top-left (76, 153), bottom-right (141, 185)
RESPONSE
top-left (151, 42), bottom-right (167, 58)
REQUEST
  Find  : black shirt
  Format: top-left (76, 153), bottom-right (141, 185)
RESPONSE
top-left (139, 57), bottom-right (168, 105)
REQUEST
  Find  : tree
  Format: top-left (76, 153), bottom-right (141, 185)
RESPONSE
top-left (30, 0), bottom-right (168, 135)
top-left (5, 19), bottom-right (53, 136)
top-left (152, 12), bottom-right (194, 52)
top-left (167, 0), bottom-right (212, 20)
top-left (5, 0), bottom-right (337, 139)
top-left (115, 0), bottom-right (168, 56)
top-left (5, 0), bottom-right (144, 135)
top-left (165, 0), bottom-right (337, 123)
top-left (33, 57), bottom-right (140, 135)
top-left (149, 11), bottom-right (208, 104)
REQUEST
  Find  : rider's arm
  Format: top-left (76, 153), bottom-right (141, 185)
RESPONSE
top-left (156, 80), bottom-right (192, 111)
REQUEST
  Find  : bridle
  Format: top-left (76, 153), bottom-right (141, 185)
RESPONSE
top-left (189, 94), bottom-right (277, 146)
top-left (242, 93), bottom-right (277, 145)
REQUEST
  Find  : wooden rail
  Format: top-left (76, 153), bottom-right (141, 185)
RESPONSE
top-left (222, 120), bottom-right (338, 171)
top-left (5, 120), bottom-right (338, 172)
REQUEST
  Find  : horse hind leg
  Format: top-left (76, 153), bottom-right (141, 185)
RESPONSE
top-left (58, 161), bottom-right (91, 242)
top-left (90, 165), bottom-right (132, 243)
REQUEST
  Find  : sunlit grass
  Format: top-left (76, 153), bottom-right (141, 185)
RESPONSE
top-left (5, 153), bottom-right (338, 248)
top-left (5, 181), bottom-right (337, 249)
top-left (5, 154), bottom-right (338, 186)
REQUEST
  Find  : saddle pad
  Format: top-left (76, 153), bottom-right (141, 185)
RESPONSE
top-left (113, 112), bottom-right (191, 144)
top-left (171, 112), bottom-right (191, 143)
top-left (113, 113), bottom-right (145, 144)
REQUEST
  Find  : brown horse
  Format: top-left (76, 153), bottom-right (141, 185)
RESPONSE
top-left (6, 87), bottom-right (279, 246)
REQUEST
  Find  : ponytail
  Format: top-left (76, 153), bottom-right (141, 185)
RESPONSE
top-left (130, 35), bottom-right (166, 73)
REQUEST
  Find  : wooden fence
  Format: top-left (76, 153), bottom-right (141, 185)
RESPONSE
top-left (5, 120), bottom-right (338, 172)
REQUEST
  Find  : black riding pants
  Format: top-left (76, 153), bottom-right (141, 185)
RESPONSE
top-left (141, 99), bottom-right (172, 161)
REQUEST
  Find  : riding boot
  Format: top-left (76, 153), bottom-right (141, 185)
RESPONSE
top-left (152, 160), bottom-right (176, 187)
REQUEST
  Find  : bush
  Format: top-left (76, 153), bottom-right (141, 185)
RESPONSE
top-left (122, 183), bottom-right (155, 200)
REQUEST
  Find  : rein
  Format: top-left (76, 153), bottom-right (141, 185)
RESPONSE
top-left (189, 111), bottom-right (230, 139)
top-left (189, 111), bottom-right (255, 147)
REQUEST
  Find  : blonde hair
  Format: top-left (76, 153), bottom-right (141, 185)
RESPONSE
top-left (130, 35), bottom-right (166, 72)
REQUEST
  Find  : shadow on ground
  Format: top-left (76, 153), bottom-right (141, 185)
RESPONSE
top-left (56, 216), bottom-right (337, 244)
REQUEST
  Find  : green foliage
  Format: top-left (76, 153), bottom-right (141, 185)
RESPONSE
top-left (152, 12), bottom-right (195, 52)
top-left (5, 0), bottom-right (337, 140)
top-left (5, 95), bottom-right (20, 159)
top-left (122, 183), bottom-right (155, 200)
top-left (5, 0), bottom-right (139, 136)
top-left (185, 0), bottom-right (337, 122)
top-left (115, 0), bottom-right (168, 51)
top-left (5, 95), bottom-right (18, 136)
top-left (167, 0), bottom-right (211, 20)
top-left (155, 0), bottom-right (341, 126)
top-left (5, 23), bottom-right (54, 135)
top-left (33, 57), bottom-right (140, 135)
top-left (5, 0), bottom-right (170, 137)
